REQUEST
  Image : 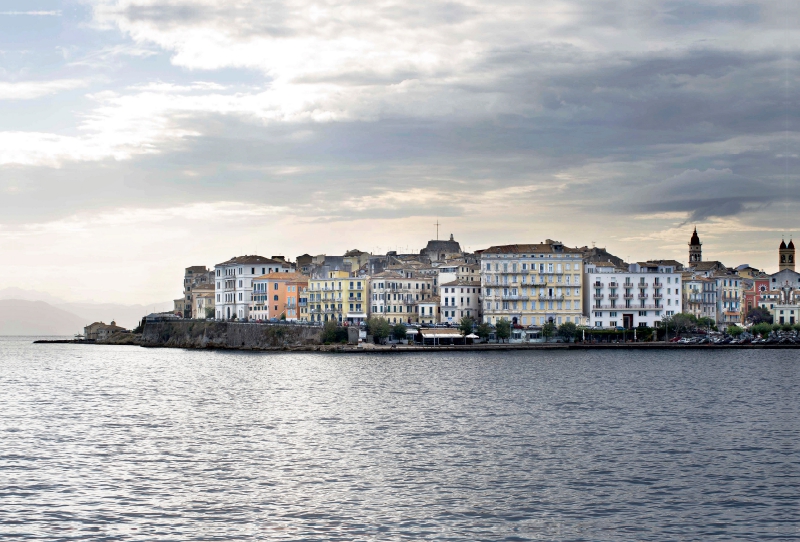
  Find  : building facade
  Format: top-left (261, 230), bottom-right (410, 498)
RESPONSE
top-left (250, 272), bottom-right (308, 321)
top-left (214, 256), bottom-right (295, 320)
top-left (584, 262), bottom-right (682, 328)
top-left (715, 275), bottom-right (743, 325)
top-left (682, 273), bottom-right (717, 321)
top-left (439, 279), bottom-right (481, 325)
top-left (307, 270), bottom-right (367, 324)
top-left (368, 270), bottom-right (435, 324)
top-left (481, 240), bottom-right (585, 327)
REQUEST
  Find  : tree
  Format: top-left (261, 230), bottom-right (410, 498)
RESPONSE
top-left (204, 306), bottom-right (215, 319)
top-left (697, 316), bottom-right (716, 330)
top-left (321, 321), bottom-right (339, 343)
top-left (751, 322), bottom-right (772, 337)
top-left (746, 307), bottom-right (772, 325)
top-left (541, 322), bottom-right (556, 341)
top-left (726, 325), bottom-right (743, 337)
top-left (391, 323), bottom-right (408, 341)
top-left (557, 321), bottom-right (577, 341)
top-left (280, 313), bottom-right (287, 321)
top-left (663, 313), bottom-right (694, 336)
top-left (495, 318), bottom-right (511, 342)
top-left (459, 316), bottom-right (475, 336)
top-left (367, 317), bottom-right (391, 343)
top-left (476, 322), bottom-right (492, 341)
top-left (771, 323), bottom-right (781, 332)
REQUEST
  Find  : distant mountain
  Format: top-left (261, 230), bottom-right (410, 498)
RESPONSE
top-left (0, 300), bottom-right (86, 336)
top-left (0, 287), bottom-right (67, 305)
top-left (56, 301), bottom-right (173, 330)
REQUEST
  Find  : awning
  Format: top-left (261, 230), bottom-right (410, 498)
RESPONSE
top-left (419, 329), bottom-right (463, 339)
top-left (465, 333), bottom-right (479, 339)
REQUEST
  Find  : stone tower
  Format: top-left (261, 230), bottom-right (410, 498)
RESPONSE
top-left (779, 239), bottom-right (795, 272)
top-left (689, 227), bottom-right (702, 264)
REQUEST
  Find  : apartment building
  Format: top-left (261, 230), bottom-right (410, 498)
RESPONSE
top-left (682, 273), bottom-right (717, 321)
top-left (307, 270), bottom-right (367, 324)
top-left (440, 279), bottom-right (481, 324)
top-left (183, 265), bottom-right (213, 318)
top-left (369, 270), bottom-right (435, 324)
top-left (715, 275), bottom-right (743, 325)
top-left (480, 240), bottom-right (585, 327)
top-left (214, 256), bottom-right (295, 320)
top-left (584, 262), bottom-right (681, 329)
top-left (250, 272), bottom-right (308, 321)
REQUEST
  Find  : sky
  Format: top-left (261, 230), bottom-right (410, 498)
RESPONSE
top-left (0, 0), bottom-right (797, 304)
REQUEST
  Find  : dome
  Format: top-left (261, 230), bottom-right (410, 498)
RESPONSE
top-left (780, 239), bottom-right (787, 250)
top-left (689, 227), bottom-right (700, 245)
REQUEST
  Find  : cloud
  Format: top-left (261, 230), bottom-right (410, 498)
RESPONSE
top-left (0, 11), bottom-right (62, 16)
top-left (0, 79), bottom-right (90, 100)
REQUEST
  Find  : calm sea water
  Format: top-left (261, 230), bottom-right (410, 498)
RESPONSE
top-left (1, 337), bottom-right (798, 541)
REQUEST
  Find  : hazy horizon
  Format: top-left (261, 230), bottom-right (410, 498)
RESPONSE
top-left (1, 0), bottom-right (797, 304)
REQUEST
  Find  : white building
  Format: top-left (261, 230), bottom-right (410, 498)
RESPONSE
top-left (584, 261), bottom-right (681, 329)
top-left (214, 256), bottom-right (295, 320)
top-left (439, 279), bottom-right (482, 324)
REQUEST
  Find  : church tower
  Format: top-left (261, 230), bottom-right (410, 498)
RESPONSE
top-left (779, 239), bottom-right (795, 272)
top-left (689, 227), bottom-right (702, 264)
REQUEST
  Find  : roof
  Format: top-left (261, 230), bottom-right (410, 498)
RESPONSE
top-left (780, 239), bottom-right (787, 249)
top-left (192, 283), bottom-right (215, 291)
top-left (369, 270), bottom-right (405, 279)
top-left (593, 262), bottom-right (617, 268)
top-left (419, 295), bottom-right (441, 303)
top-left (215, 255), bottom-right (292, 267)
top-left (441, 279), bottom-right (481, 287)
top-left (185, 266), bottom-right (208, 273)
top-left (481, 242), bottom-right (582, 255)
top-left (693, 261), bottom-right (726, 271)
top-left (690, 228), bottom-right (701, 245)
top-left (789, 240), bottom-right (795, 250)
top-left (253, 272), bottom-right (308, 282)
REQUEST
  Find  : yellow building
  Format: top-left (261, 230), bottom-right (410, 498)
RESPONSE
top-left (307, 270), bottom-right (368, 324)
top-left (480, 240), bottom-right (585, 327)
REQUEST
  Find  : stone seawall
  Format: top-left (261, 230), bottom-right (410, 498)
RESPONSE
top-left (140, 321), bottom-right (322, 349)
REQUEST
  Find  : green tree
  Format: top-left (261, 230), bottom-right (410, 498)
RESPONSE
top-left (391, 323), bottom-right (408, 341)
top-left (794, 323), bottom-right (800, 332)
top-left (542, 322), bottom-right (556, 341)
top-left (367, 317), bottom-right (391, 343)
top-left (746, 307), bottom-right (772, 325)
top-left (751, 322), bottom-right (772, 337)
top-left (280, 313), bottom-right (286, 321)
top-left (495, 318), bottom-right (511, 342)
top-left (476, 322), bottom-right (492, 341)
top-left (726, 325), bottom-right (743, 337)
top-left (557, 321), bottom-right (577, 341)
top-left (204, 306), bottom-right (215, 319)
top-left (697, 316), bottom-right (716, 329)
top-left (663, 313), bottom-right (694, 336)
top-left (321, 320), bottom-right (339, 343)
top-left (771, 323), bottom-right (781, 332)
top-left (459, 316), bottom-right (475, 336)
top-left (781, 323), bottom-right (794, 332)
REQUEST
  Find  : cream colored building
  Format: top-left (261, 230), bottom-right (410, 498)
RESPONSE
top-left (307, 270), bottom-right (368, 324)
top-left (369, 269), bottom-right (436, 324)
top-left (480, 240), bottom-right (585, 327)
top-left (440, 279), bottom-right (482, 324)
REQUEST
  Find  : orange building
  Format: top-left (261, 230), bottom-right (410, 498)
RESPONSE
top-left (250, 272), bottom-right (308, 321)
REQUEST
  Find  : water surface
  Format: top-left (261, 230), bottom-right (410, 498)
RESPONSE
top-left (1, 337), bottom-right (798, 540)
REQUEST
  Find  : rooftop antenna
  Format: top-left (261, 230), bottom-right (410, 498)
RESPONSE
top-left (434, 219), bottom-right (441, 240)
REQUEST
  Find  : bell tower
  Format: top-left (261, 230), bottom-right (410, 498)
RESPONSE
top-left (689, 227), bottom-right (702, 264)
top-left (779, 239), bottom-right (795, 272)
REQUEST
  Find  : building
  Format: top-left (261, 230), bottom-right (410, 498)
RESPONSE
top-left (368, 269), bottom-right (435, 324)
top-left (481, 240), bottom-right (585, 327)
top-left (440, 279), bottom-right (482, 325)
top-left (214, 256), bottom-right (295, 320)
top-left (715, 274), bottom-right (742, 325)
top-left (250, 272), bottom-right (308, 321)
top-left (779, 239), bottom-right (795, 272)
top-left (307, 270), bottom-right (368, 324)
top-left (682, 273), bottom-right (717, 321)
top-left (689, 227), bottom-right (702, 265)
top-left (584, 262), bottom-right (682, 329)
top-left (420, 234), bottom-right (463, 263)
top-left (84, 321), bottom-right (126, 341)
top-left (418, 296), bottom-right (440, 324)
top-left (759, 282), bottom-right (800, 324)
top-left (193, 283), bottom-right (215, 319)
top-left (181, 266), bottom-right (213, 318)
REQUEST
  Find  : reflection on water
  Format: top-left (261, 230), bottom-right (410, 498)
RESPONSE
top-left (1, 337), bottom-right (798, 540)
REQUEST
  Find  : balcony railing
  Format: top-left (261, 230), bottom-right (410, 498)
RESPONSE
top-left (638, 294), bottom-right (648, 299)
top-left (609, 282), bottom-right (618, 288)
top-left (608, 294), bottom-right (619, 300)
top-left (539, 295), bottom-right (566, 301)
top-left (593, 294), bottom-right (604, 299)
top-left (623, 293), bottom-right (634, 299)
top-left (652, 293), bottom-right (663, 299)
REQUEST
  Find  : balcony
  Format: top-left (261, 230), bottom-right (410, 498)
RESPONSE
top-left (502, 295), bottom-right (529, 301)
top-left (608, 294), bottom-right (619, 300)
top-left (608, 282), bottom-right (618, 288)
top-left (622, 283), bottom-right (634, 290)
top-left (593, 294), bottom-right (604, 299)
top-left (638, 294), bottom-right (648, 299)
top-left (539, 295), bottom-right (566, 301)
top-left (593, 282), bottom-right (602, 288)
top-left (624, 294), bottom-right (634, 299)
top-left (652, 293), bottom-right (663, 299)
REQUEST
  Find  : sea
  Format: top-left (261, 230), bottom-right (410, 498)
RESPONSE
top-left (1, 336), bottom-right (798, 541)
